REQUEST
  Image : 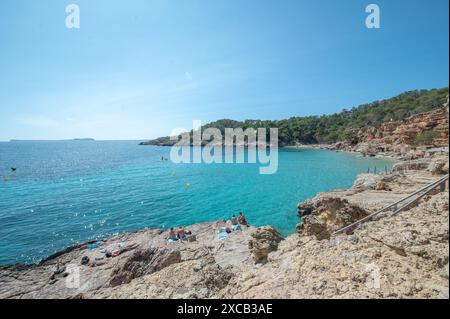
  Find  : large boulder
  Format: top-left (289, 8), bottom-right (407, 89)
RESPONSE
top-left (248, 227), bottom-right (282, 264)
top-left (375, 180), bottom-right (392, 191)
top-left (352, 174), bottom-right (383, 191)
top-left (352, 174), bottom-right (393, 191)
top-left (110, 247), bottom-right (181, 287)
top-left (296, 216), bottom-right (330, 240)
top-left (428, 156), bottom-right (449, 176)
top-left (297, 197), bottom-right (369, 240)
top-left (108, 255), bottom-right (234, 299)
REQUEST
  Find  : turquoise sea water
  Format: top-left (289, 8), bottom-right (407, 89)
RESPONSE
top-left (0, 141), bottom-right (395, 265)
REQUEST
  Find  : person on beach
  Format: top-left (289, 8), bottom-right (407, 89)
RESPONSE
top-left (177, 227), bottom-right (187, 240)
top-left (231, 215), bottom-right (238, 226)
top-left (168, 228), bottom-right (178, 240)
top-left (238, 212), bottom-right (249, 226)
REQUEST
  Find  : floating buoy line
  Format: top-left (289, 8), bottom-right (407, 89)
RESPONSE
top-left (160, 157), bottom-right (192, 190)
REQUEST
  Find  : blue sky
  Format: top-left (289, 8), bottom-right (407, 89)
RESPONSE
top-left (0, 0), bottom-right (448, 141)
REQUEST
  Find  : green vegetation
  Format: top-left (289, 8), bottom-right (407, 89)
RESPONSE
top-left (147, 87), bottom-right (448, 146)
top-left (204, 88), bottom-right (448, 146)
top-left (414, 131), bottom-right (436, 146)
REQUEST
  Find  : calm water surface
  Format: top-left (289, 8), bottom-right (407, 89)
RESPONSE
top-left (0, 141), bottom-right (395, 264)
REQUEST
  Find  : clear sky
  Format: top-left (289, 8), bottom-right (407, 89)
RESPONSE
top-left (0, 0), bottom-right (448, 141)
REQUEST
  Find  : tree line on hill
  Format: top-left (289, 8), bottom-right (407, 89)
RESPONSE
top-left (145, 88), bottom-right (448, 146)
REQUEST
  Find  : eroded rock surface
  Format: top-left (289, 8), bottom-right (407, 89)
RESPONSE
top-left (298, 197), bottom-right (369, 239)
top-left (110, 247), bottom-right (181, 287)
top-left (248, 227), bottom-right (282, 263)
top-left (0, 221), bottom-right (257, 299)
top-left (320, 101), bottom-right (449, 159)
top-left (1, 156), bottom-right (448, 299)
top-left (220, 192), bottom-right (449, 299)
top-left (428, 156), bottom-right (450, 175)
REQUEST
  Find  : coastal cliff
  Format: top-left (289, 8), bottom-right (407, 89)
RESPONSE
top-left (0, 154), bottom-right (448, 299)
top-left (355, 105), bottom-right (449, 147)
top-left (325, 103), bottom-right (449, 158)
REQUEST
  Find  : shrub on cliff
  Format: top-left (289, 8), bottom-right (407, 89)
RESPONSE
top-left (414, 131), bottom-right (436, 146)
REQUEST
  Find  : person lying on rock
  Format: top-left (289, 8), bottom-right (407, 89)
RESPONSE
top-left (238, 212), bottom-right (249, 226)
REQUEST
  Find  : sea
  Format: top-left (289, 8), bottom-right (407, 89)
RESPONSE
top-left (0, 140), bottom-right (396, 264)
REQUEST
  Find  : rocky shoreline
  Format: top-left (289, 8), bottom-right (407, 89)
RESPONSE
top-left (0, 150), bottom-right (448, 299)
top-left (1, 102), bottom-right (449, 298)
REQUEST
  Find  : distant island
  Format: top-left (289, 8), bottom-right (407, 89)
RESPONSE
top-left (9, 138), bottom-right (96, 142)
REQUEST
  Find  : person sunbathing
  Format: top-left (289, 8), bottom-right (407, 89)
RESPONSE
top-left (177, 227), bottom-right (187, 240)
top-left (238, 212), bottom-right (249, 226)
top-left (168, 228), bottom-right (178, 240)
top-left (231, 215), bottom-right (238, 226)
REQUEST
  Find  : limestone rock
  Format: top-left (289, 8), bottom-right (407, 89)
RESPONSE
top-left (354, 105), bottom-right (449, 153)
top-left (428, 156), bottom-right (449, 175)
top-left (221, 191), bottom-right (449, 299)
top-left (298, 197), bottom-right (369, 239)
top-left (107, 256), bottom-right (233, 299)
top-left (248, 227), bottom-right (282, 263)
top-left (110, 247), bottom-right (181, 287)
top-left (375, 181), bottom-right (392, 191)
top-left (0, 221), bottom-right (257, 299)
top-left (353, 174), bottom-right (383, 191)
top-left (297, 216), bottom-right (330, 240)
top-left (392, 160), bottom-right (430, 172)
top-left (1, 163), bottom-right (448, 299)
top-left (441, 263), bottom-right (449, 280)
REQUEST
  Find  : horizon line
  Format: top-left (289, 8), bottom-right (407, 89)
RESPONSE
top-left (2, 86), bottom-right (448, 143)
